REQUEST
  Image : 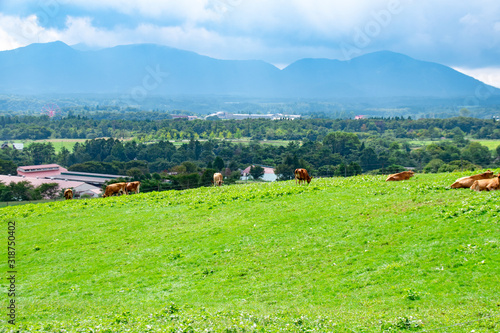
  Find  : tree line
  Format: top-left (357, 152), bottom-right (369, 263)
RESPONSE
top-left (1, 114), bottom-right (500, 141)
top-left (0, 123), bottom-right (499, 196)
top-left (0, 181), bottom-right (60, 202)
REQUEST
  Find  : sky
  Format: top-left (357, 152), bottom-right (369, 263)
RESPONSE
top-left (1, 0), bottom-right (500, 87)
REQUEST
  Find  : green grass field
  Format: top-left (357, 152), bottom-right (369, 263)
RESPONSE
top-left (409, 139), bottom-right (500, 151)
top-left (0, 198), bottom-right (64, 208)
top-left (1, 173), bottom-right (499, 332)
top-left (17, 139), bottom-right (85, 153)
top-left (407, 139), bottom-right (441, 148)
top-left (471, 140), bottom-right (500, 151)
top-left (16, 138), bottom-right (294, 153)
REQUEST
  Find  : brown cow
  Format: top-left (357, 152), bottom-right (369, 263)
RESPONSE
top-left (102, 182), bottom-right (128, 198)
top-left (64, 188), bottom-right (73, 200)
top-left (385, 170), bottom-right (414, 181)
top-left (450, 170), bottom-right (494, 188)
top-left (213, 173), bottom-right (223, 186)
top-left (126, 181), bottom-right (141, 194)
top-left (470, 175), bottom-right (500, 191)
top-left (294, 168), bottom-right (312, 184)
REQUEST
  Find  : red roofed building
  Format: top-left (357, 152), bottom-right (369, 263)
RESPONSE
top-left (16, 164), bottom-right (126, 186)
top-left (17, 164), bottom-right (67, 177)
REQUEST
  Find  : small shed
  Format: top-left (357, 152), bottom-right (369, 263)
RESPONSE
top-left (12, 143), bottom-right (24, 150)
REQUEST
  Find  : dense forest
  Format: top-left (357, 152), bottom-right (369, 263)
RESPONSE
top-left (1, 113), bottom-right (500, 141)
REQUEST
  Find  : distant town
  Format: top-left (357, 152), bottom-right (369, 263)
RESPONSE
top-left (171, 112), bottom-right (302, 121)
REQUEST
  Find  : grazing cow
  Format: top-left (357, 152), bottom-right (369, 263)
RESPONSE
top-left (64, 188), bottom-right (73, 200)
top-left (213, 173), bottom-right (223, 186)
top-left (385, 170), bottom-right (414, 182)
top-left (470, 175), bottom-right (500, 191)
top-left (294, 168), bottom-right (312, 184)
top-left (126, 181), bottom-right (141, 194)
top-left (102, 182), bottom-right (128, 198)
top-left (450, 170), bottom-right (494, 189)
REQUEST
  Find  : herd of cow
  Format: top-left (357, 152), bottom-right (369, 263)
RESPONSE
top-left (385, 169), bottom-right (500, 190)
top-left (62, 168), bottom-right (500, 200)
top-left (63, 181), bottom-right (141, 200)
top-left (102, 181), bottom-right (141, 197)
top-left (449, 170), bottom-right (500, 191)
top-left (293, 168), bottom-right (500, 191)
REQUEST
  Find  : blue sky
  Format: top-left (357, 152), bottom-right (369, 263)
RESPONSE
top-left (1, 0), bottom-right (500, 86)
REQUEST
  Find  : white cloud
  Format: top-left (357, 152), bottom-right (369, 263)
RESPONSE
top-left (55, 0), bottom-right (222, 22)
top-left (62, 16), bottom-right (121, 47)
top-left (0, 13), bottom-right (62, 48)
top-left (0, 25), bottom-right (22, 51)
top-left (459, 13), bottom-right (478, 26)
top-left (0, 0), bottom-right (500, 68)
top-left (0, 12), bottom-right (265, 61)
top-left (454, 67), bottom-right (500, 89)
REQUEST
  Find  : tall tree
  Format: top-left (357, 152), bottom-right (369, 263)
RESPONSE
top-left (0, 159), bottom-right (17, 175)
top-left (359, 147), bottom-right (379, 172)
top-left (462, 142), bottom-right (491, 166)
top-left (322, 132), bottom-right (361, 156)
top-left (213, 156), bottom-right (225, 171)
top-left (249, 165), bottom-right (265, 180)
top-left (26, 142), bottom-right (55, 165)
top-left (200, 168), bottom-right (217, 187)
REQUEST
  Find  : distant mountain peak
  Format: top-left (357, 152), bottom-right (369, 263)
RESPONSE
top-left (22, 40), bottom-right (72, 50)
top-left (70, 43), bottom-right (104, 52)
top-left (357, 50), bottom-right (411, 58)
top-left (0, 42), bottom-right (499, 99)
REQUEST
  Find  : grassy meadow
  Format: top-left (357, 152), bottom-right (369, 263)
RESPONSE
top-left (0, 173), bottom-right (499, 332)
top-left (16, 137), bottom-right (296, 151)
top-left (16, 139), bottom-right (85, 153)
top-left (472, 139), bottom-right (500, 151)
top-left (408, 139), bottom-right (500, 151)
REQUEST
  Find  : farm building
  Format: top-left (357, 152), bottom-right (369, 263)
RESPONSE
top-left (1, 142), bottom-right (24, 150)
top-left (0, 175), bottom-right (102, 198)
top-left (49, 171), bottom-right (128, 186)
top-left (17, 164), bottom-right (68, 177)
top-left (12, 143), bottom-right (24, 150)
top-left (241, 165), bottom-right (277, 182)
top-left (206, 111), bottom-right (301, 120)
top-left (16, 164), bottom-right (127, 186)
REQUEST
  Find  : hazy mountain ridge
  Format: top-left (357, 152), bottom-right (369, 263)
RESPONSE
top-left (0, 41), bottom-right (498, 100)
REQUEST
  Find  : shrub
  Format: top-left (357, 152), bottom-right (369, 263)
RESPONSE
top-left (438, 160), bottom-right (481, 172)
top-left (423, 159), bottom-right (445, 173)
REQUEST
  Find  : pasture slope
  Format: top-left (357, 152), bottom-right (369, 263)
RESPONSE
top-left (0, 173), bottom-right (499, 332)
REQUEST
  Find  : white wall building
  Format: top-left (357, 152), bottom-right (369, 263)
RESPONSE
top-left (241, 165), bottom-right (277, 182)
top-left (206, 111), bottom-right (301, 120)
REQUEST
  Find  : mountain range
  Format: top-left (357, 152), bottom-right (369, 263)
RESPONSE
top-left (0, 41), bottom-right (499, 100)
